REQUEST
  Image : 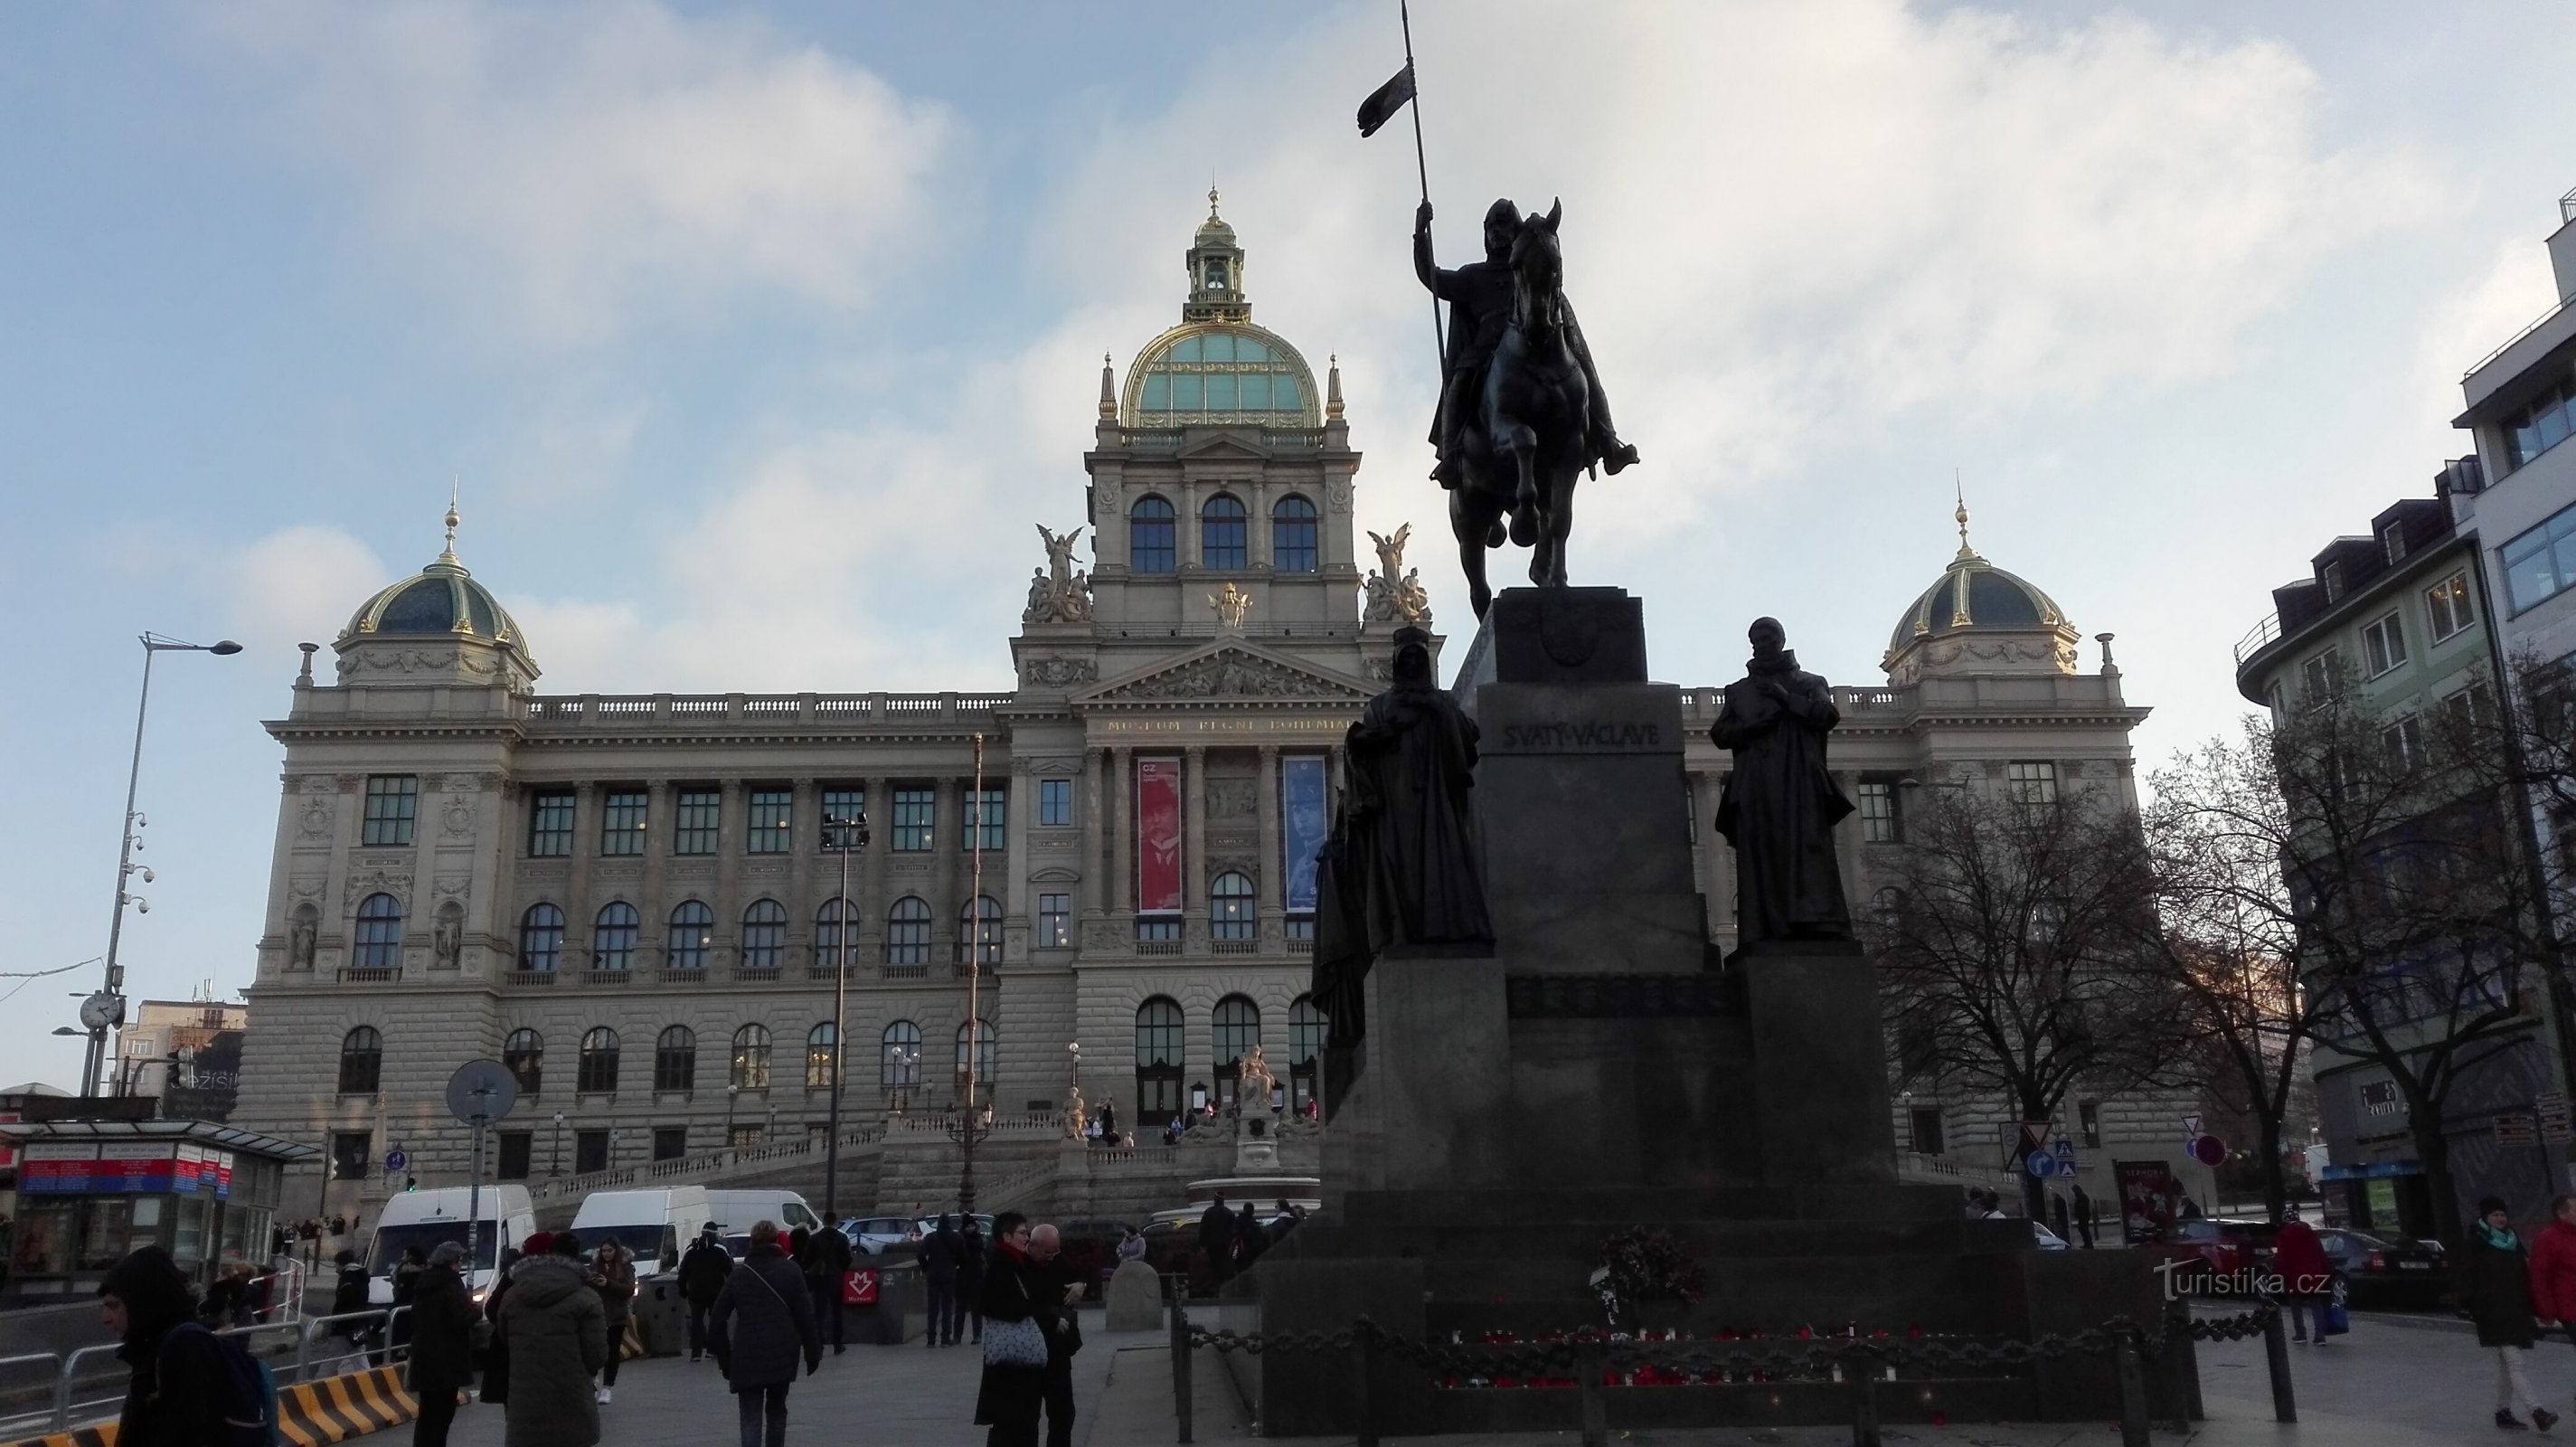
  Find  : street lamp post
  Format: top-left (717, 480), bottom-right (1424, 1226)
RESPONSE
top-left (726, 1083), bottom-right (741, 1144)
top-left (84, 633), bottom-right (241, 1098)
top-left (891, 1045), bottom-right (919, 1116)
top-left (821, 808), bottom-right (869, 1219)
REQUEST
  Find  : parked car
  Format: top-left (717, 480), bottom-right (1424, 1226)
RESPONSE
top-left (841, 1215), bottom-right (921, 1257)
top-left (913, 1212), bottom-right (994, 1242)
top-left (2029, 1222), bottom-right (2070, 1251)
top-left (2140, 1217), bottom-right (2278, 1292)
top-left (2316, 1227), bottom-right (2448, 1309)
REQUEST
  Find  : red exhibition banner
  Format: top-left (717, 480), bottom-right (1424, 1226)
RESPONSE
top-left (1136, 757), bottom-right (1184, 914)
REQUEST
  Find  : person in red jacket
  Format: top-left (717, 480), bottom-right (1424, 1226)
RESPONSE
top-left (2530, 1194), bottom-right (2576, 1338)
top-left (2270, 1218), bottom-right (2334, 1343)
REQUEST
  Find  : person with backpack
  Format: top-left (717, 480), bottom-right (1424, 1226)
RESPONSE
top-left (99, 1245), bottom-right (269, 1447)
top-left (711, 1220), bottom-right (820, 1447)
top-left (678, 1224), bottom-right (734, 1363)
top-left (804, 1215), bottom-right (852, 1357)
top-left (409, 1242), bottom-right (480, 1447)
top-left (919, 1216), bottom-right (963, 1348)
top-left (496, 1230), bottom-right (608, 1447)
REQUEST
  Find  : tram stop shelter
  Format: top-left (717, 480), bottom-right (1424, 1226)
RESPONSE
top-left (0, 1118), bottom-right (317, 1301)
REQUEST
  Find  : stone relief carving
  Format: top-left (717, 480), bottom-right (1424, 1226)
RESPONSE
top-left (441, 794), bottom-right (477, 839)
top-left (1108, 651), bottom-right (1357, 701)
top-left (1021, 657), bottom-right (1099, 688)
top-left (343, 870), bottom-right (410, 911)
top-left (300, 775), bottom-right (339, 795)
top-left (1362, 525), bottom-right (1433, 626)
top-left (1922, 637), bottom-right (2076, 673)
top-left (1327, 477), bottom-right (1354, 513)
top-left (288, 877), bottom-right (325, 902)
top-left (1081, 920), bottom-right (1127, 951)
top-left (1364, 657), bottom-right (1396, 683)
top-left (343, 647), bottom-right (500, 677)
top-left (1204, 780), bottom-right (1257, 820)
top-left (433, 876), bottom-right (471, 902)
top-left (298, 800), bottom-right (335, 840)
top-left (1024, 524), bottom-right (1095, 624)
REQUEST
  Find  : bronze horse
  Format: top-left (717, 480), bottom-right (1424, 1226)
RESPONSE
top-left (1448, 200), bottom-right (1589, 619)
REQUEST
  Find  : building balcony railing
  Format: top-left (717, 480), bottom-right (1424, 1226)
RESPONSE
top-left (882, 963), bottom-right (929, 981)
top-left (1211, 939), bottom-right (1259, 955)
top-left (2235, 613), bottom-right (2283, 667)
top-left (584, 970), bottom-right (634, 988)
top-left (521, 690), bottom-right (1011, 728)
top-left (1137, 940), bottom-right (1184, 956)
top-left (808, 965), bottom-right (858, 983)
top-left (339, 967), bottom-right (400, 984)
top-left (659, 968), bottom-right (709, 986)
top-left (731, 967), bottom-right (781, 984)
top-left (505, 969), bottom-right (556, 988)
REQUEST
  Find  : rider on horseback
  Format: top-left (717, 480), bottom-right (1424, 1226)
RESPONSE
top-left (1415, 197), bottom-right (1639, 487)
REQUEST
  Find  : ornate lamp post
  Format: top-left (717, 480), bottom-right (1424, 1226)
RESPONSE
top-left (890, 1045), bottom-right (919, 1116)
top-left (821, 807), bottom-right (868, 1217)
top-left (84, 633), bottom-right (240, 1097)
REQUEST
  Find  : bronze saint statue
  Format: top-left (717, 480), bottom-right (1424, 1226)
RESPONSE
top-left (1709, 617), bottom-right (1854, 944)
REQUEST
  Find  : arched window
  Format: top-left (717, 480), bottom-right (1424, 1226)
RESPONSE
top-left (1201, 494), bottom-right (1248, 570)
top-left (955, 1019), bottom-right (996, 1096)
top-left (731, 1025), bottom-right (772, 1090)
top-left (957, 896), bottom-right (1001, 968)
top-left (667, 901), bottom-right (714, 972)
top-left (882, 1020), bottom-right (923, 1088)
top-left (1288, 996), bottom-right (1326, 1113)
top-left (807, 1023), bottom-right (838, 1089)
top-left (1211, 872), bottom-right (1256, 941)
top-left (578, 1026), bottom-right (620, 1093)
top-left (519, 903), bottom-right (564, 973)
top-left (1213, 995), bottom-right (1260, 1110)
top-left (1135, 997), bottom-right (1184, 1127)
top-left (815, 896), bottom-right (856, 970)
top-left (1131, 496), bottom-right (1175, 574)
top-left (655, 1026), bottom-right (696, 1092)
top-left (1272, 496), bottom-right (1318, 572)
top-left (337, 1026), bottom-right (382, 1095)
top-left (886, 896), bottom-right (931, 967)
top-left (504, 1028), bottom-right (543, 1094)
top-left (353, 894), bottom-right (403, 970)
top-left (741, 900), bottom-right (787, 971)
top-left (593, 902), bottom-right (639, 972)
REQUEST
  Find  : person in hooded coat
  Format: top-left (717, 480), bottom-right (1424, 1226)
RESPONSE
top-left (408, 1241), bottom-right (480, 1447)
top-left (710, 1219), bottom-right (819, 1447)
top-left (99, 1246), bottom-right (233, 1447)
top-left (677, 1224), bottom-right (734, 1362)
top-left (496, 1230), bottom-right (608, 1447)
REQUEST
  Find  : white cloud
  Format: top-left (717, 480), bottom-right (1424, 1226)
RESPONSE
top-left (225, 525), bottom-right (390, 651)
top-left (208, 0), bottom-right (958, 346)
top-left (2414, 235), bottom-right (2560, 415)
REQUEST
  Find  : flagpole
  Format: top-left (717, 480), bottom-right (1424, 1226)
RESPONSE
top-left (1400, 0), bottom-right (1445, 371)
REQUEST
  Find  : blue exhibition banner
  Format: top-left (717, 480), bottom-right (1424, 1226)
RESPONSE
top-left (1281, 756), bottom-right (1329, 913)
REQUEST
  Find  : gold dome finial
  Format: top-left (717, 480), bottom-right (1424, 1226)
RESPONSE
top-left (1951, 470), bottom-right (1977, 564)
top-left (439, 479), bottom-right (464, 568)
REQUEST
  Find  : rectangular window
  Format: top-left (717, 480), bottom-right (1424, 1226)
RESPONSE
top-left (652, 1127), bottom-right (687, 1162)
top-left (1856, 780), bottom-right (1898, 843)
top-left (2361, 611), bottom-right (2408, 678)
top-left (2383, 525), bottom-right (2408, 564)
top-left (2321, 560), bottom-right (2345, 603)
top-left (362, 776), bottom-right (418, 846)
top-left (820, 787), bottom-right (866, 849)
top-left (674, 789), bottom-right (720, 855)
top-left (527, 791), bottom-right (575, 857)
top-left (1907, 1108), bottom-right (1945, 1157)
top-left (496, 1131), bottom-right (533, 1181)
top-left (2301, 648), bottom-right (2341, 709)
top-left (2005, 761), bottom-right (2058, 806)
top-left (575, 1130), bottom-right (609, 1174)
top-left (1137, 917), bottom-right (1182, 943)
top-left (2443, 681), bottom-right (2495, 730)
top-left (330, 1132), bottom-right (373, 1181)
top-left (2503, 503), bottom-right (2576, 614)
top-left (747, 789), bottom-right (792, 854)
top-left (2079, 1100), bottom-right (2102, 1149)
top-left (892, 789), bottom-right (936, 852)
top-left (964, 789), bottom-right (1006, 851)
top-left (1039, 893), bottom-right (1071, 949)
top-left (2426, 571), bottom-right (2477, 642)
top-left (2506, 367), bottom-right (2576, 470)
top-left (2382, 715), bottom-right (2425, 770)
top-left (1039, 778), bottom-right (1073, 828)
top-left (600, 790), bottom-right (647, 856)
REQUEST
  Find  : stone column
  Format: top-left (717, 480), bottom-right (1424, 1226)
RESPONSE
top-left (1081, 746), bottom-right (1108, 922)
top-left (1255, 745), bottom-right (1281, 942)
top-left (1110, 748), bottom-right (1132, 928)
top-left (1183, 745), bottom-right (1209, 947)
top-left (564, 781), bottom-right (598, 972)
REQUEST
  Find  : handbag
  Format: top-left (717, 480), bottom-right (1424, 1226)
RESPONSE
top-left (2319, 1275), bottom-right (2350, 1337)
top-left (984, 1316), bottom-right (1049, 1369)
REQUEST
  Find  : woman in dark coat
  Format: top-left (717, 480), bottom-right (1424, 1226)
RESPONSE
top-left (496, 1232), bottom-right (608, 1447)
top-left (586, 1239), bottom-right (637, 1404)
top-left (479, 1245), bottom-right (524, 1406)
top-left (99, 1246), bottom-right (233, 1447)
top-left (711, 1220), bottom-right (819, 1447)
top-left (409, 1243), bottom-right (481, 1447)
top-left (973, 1213), bottom-right (1047, 1447)
top-left (2463, 1195), bottom-right (2557, 1432)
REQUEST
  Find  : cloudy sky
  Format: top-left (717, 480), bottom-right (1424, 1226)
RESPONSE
top-left (4, 0), bottom-right (2571, 1088)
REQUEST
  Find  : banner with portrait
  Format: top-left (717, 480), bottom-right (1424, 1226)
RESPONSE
top-left (1136, 757), bottom-right (1184, 913)
top-left (1280, 756), bottom-right (1329, 913)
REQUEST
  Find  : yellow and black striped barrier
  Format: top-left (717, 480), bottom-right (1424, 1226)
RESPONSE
top-left (0, 1425), bottom-right (116, 1447)
top-left (3, 1364), bottom-right (418, 1447)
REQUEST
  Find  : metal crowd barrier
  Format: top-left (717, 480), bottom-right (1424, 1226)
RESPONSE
top-left (0, 1307), bottom-right (410, 1439)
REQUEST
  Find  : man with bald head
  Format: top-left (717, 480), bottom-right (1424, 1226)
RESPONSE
top-left (1027, 1225), bottom-right (1080, 1447)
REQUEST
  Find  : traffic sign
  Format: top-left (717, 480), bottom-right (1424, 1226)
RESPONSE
top-left (2182, 1113), bottom-right (2203, 1138)
top-left (445, 1060), bottom-right (519, 1125)
top-left (384, 1149), bottom-right (409, 1173)
top-left (2189, 1134), bottom-right (2227, 1168)
top-left (2025, 1149), bottom-right (2062, 1178)
top-left (2053, 1137), bottom-right (2077, 1166)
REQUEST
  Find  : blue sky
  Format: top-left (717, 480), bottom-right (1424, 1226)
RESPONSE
top-left (5, 0), bottom-right (2573, 1089)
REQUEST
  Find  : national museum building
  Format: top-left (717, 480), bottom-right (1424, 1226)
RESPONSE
top-left (233, 202), bottom-right (2194, 1223)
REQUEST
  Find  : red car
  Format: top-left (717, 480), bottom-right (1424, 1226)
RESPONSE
top-left (2140, 1218), bottom-right (2279, 1294)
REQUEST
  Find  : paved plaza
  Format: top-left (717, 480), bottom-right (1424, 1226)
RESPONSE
top-left (407, 1305), bottom-right (2570, 1447)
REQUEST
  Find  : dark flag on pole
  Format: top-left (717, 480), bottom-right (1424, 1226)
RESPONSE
top-left (1355, 61), bottom-right (1417, 137)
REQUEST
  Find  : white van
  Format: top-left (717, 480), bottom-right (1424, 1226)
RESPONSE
top-left (569, 1186), bottom-right (711, 1278)
top-left (366, 1185), bottom-right (534, 1305)
top-left (703, 1188), bottom-right (824, 1244)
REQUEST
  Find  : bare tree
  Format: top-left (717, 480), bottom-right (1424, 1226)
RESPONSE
top-left (1870, 785), bottom-right (2191, 1217)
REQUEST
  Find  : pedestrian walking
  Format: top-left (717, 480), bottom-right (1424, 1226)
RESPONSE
top-left (390, 1245), bottom-right (427, 1366)
top-left (331, 1247), bottom-right (375, 1365)
top-left (920, 1215), bottom-right (963, 1347)
top-left (958, 1217), bottom-right (988, 1345)
top-left (199, 1262), bottom-right (251, 1329)
top-left (1198, 1194), bottom-right (1235, 1291)
top-left (587, 1238), bottom-right (637, 1404)
top-left (410, 1242), bottom-right (480, 1447)
top-left (972, 1213), bottom-right (1049, 1447)
top-left (2529, 1194), bottom-right (2576, 1373)
top-left (711, 1220), bottom-right (820, 1447)
top-left (479, 1245), bottom-right (524, 1407)
top-left (98, 1246), bottom-right (243, 1447)
top-left (2071, 1183), bottom-right (2098, 1248)
top-left (2270, 1217), bottom-right (2334, 1344)
top-left (496, 1231), bottom-right (609, 1447)
top-left (805, 1214), bottom-right (852, 1355)
top-left (1028, 1225), bottom-right (1081, 1447)
top-left (679, 1224), bottom-right (734, 1363)
top-left (2465, 1196), bottom-right (2559, 1432)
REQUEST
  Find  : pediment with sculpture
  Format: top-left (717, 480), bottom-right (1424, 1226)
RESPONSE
top-left (1080, 642), bottom-right (1373, 705)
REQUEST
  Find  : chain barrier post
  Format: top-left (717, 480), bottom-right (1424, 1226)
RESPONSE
top-left (2113, 1330), bottom-right (2150, 1447)
top-left (1168, 1275), bottom-right (1193, 1444)
top-left (1576, 1333), bottom-right (1607, 1447)
top-left (2259, 1295), bottom-right (2297, 1423)
top-left (1353, 1316), bottom-right (1378, 1447)
top-left (1848, 1342), bottom-right (1881, 1447)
